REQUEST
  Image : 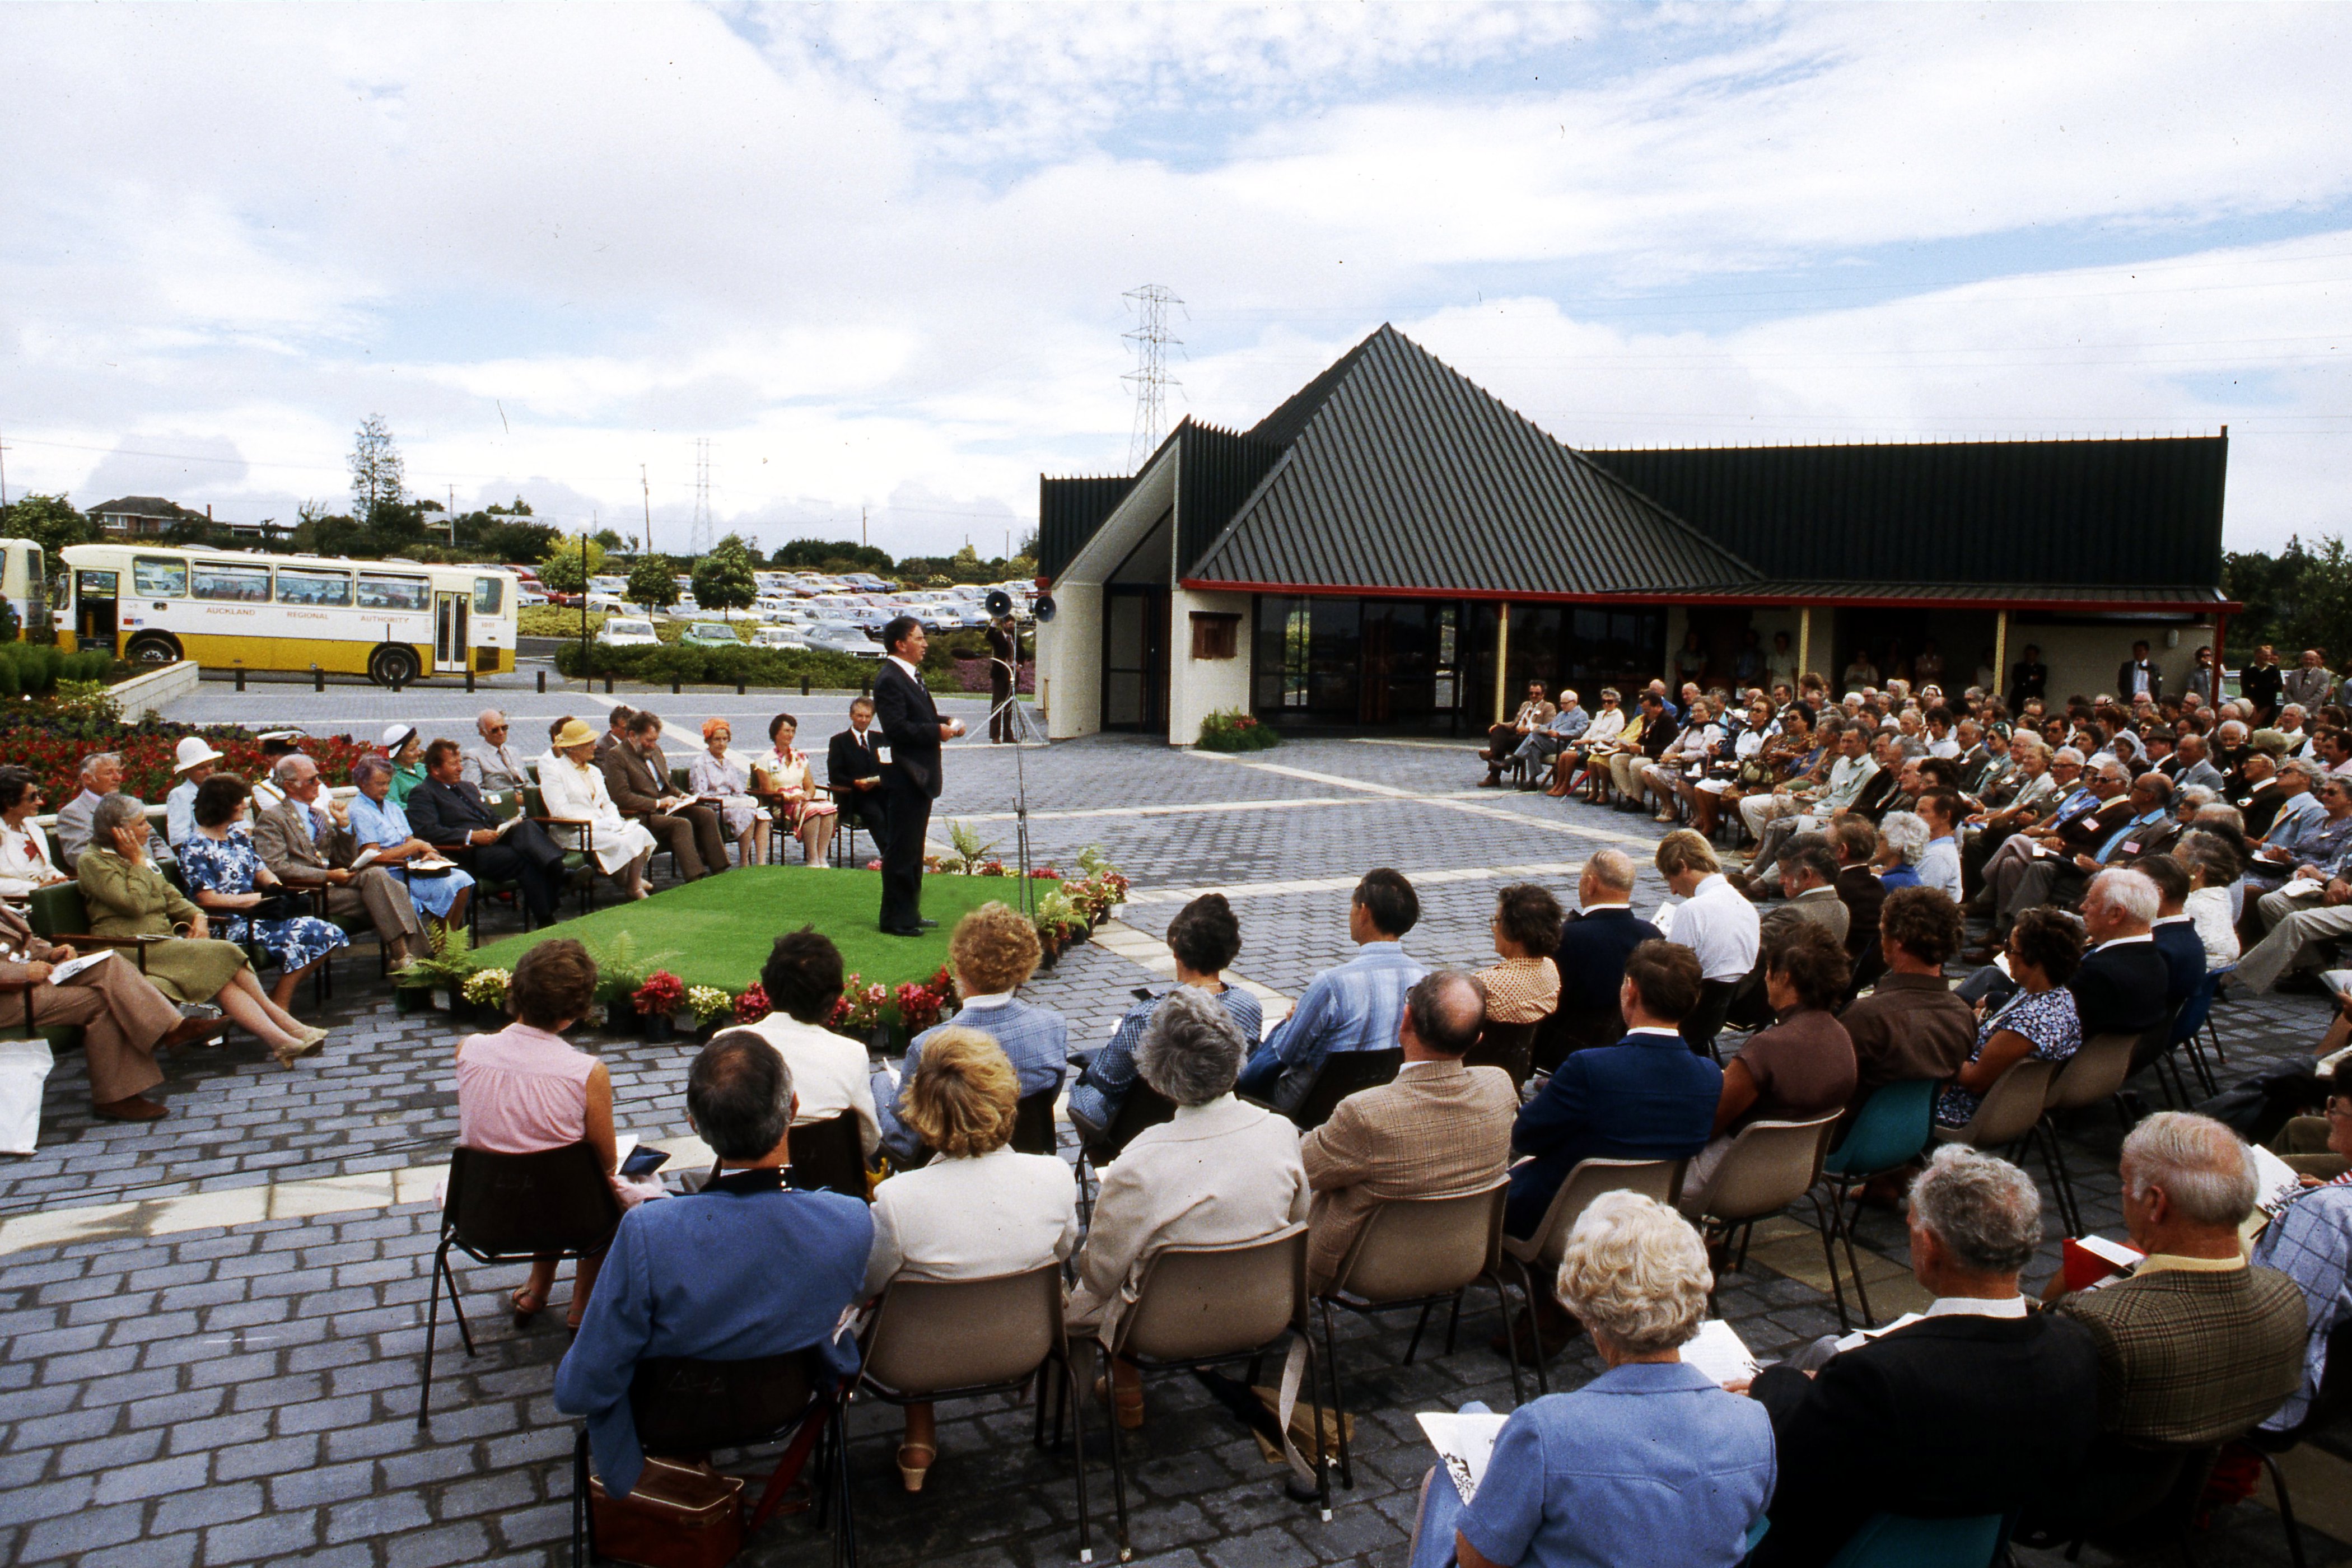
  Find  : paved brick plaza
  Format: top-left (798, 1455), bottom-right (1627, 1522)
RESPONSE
top-left (3, 708), bottom-right (2348, 1567)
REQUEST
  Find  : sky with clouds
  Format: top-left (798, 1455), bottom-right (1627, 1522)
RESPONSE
top-left (3, 2), bottom-right (2346, 559)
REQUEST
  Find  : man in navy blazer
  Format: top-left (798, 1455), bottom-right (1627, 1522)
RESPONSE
top-left (556, 1034), bottom-right (872, 1498)
top-left (2067, 868), bottom-right (2174, 1038)
top-left (1507, 939), bottom-right (1720, 1243)
top-left (1551, 850), bottom-right (1662, 1030)
top-left (872, 616), bottom-right (963, 935)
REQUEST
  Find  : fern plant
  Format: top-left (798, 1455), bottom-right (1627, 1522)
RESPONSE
top-left (946, 819), bottom-right (1000, 875)
top-left (580, 930), bottom-right (683, 1006)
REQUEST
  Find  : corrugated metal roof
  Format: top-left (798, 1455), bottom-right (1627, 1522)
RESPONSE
top-left (1037, 475), bottom-right (1137, 579)
top-left (1637, 580), bottom-right (2232, 608)
top-left (1583, 438), bottom-right (2227, 589)
top-left (1188, 326), bottom-right (1758, 595)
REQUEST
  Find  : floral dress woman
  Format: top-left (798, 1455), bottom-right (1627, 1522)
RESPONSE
top-left (1935, 985), bottom-right (2081, 1129)
top-left (179, 828), bottom-right (352, 977)
top-left (754, 719), bottom-right (839, 863)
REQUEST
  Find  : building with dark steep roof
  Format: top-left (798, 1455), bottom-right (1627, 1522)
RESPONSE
top-left (1035, 325), bottom-right (2232, 743)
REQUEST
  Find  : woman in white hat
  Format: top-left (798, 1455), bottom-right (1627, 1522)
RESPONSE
top-left (165, 735), bottom-right (225, 852)
top-left (382, 725), bottom-right (425, 807)
top-left (537, 718), bottom-right (658, 899)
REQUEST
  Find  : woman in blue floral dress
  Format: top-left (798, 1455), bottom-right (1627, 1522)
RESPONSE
top-left (180, 774), bottom-right (351, 1011)
top-left (1936, 907), bottom-right (2084, 1129)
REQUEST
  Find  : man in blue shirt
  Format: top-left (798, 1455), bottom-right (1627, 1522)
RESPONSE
top-left (1236, 870), bottom-right (1426, 1113)
top-left (556, 1034), bottom-right (872, 1497)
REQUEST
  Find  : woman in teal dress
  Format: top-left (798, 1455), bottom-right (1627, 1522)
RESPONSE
top-left (384, 725), bottom-right (427, 806)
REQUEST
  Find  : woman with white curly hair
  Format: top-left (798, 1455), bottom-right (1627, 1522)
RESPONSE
top-left (1872, 810), bottom-right (1931, 889)
top-left (1406, 1192), bottom-right (1774, 1568)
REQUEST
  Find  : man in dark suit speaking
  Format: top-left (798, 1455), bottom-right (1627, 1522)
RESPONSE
top-left (874, 617), bottom-right (962, 936)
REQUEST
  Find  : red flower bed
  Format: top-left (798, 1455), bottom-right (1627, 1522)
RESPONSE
top-left (7, 720), bottom-right (371, 806)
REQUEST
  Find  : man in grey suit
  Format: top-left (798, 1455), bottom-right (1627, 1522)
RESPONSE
top-left (460, 710), bottom-right (532, 791)
top-left (251, 754), bottom-right (424, 967)
top-left (53, 751), bottom-right (122, 870)
top-left (1729, 836), bottom-right (1850, 1028)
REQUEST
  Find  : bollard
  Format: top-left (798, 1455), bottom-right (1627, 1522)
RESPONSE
top-left (234, 666), bottom-right (246, 693)
top-left (671, 680), bottom-right (681, 696)
top-left (736, 681), bottom-right (745, 696)
top-left (313, 665), bottom-right (324, 693)
top-left (536, 669), bottom-right (547, 694)
top-left (604, 673), bottom-right (614, 694)
top-left (466, 669), bottom-right (475, 694)
top-left (800, 673), bottom-right (810, 696)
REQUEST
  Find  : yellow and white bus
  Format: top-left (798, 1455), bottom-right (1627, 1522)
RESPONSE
top-left (1, 539), bottom-right (53, 641)
top-left (55, 544), bottom-right (518, 686)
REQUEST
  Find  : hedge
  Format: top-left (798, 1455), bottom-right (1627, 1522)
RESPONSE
top-left (550, 640), bottom-right (962, 692)
top-left (0, 643), bottom-right (114, 698)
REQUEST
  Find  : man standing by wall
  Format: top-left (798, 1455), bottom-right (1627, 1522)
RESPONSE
top-left (986, 612), bottom-right (1019, 744)
top-left (875, 616), bottom-right (960, 936)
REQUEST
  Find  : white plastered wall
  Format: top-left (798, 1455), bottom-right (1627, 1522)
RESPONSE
top-left (2009, 619), bottom-right (2218, 706)
top-left (1035, 453), bottom-right (1178, 740)
top-left (1166, 586), bottom-right (1253, 746)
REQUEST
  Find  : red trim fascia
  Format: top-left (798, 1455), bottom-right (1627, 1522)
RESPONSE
top-left (1178, 577), bottom-right (2239, 617)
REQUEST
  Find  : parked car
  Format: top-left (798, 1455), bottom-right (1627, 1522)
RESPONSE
top-left (596, 618), bottom-right (660, 647)
top-left (680, 622), bottom-right (744, 647)
top-left (805, 620), bottom-right (883, 658)
top-left (748, 626), bottom-right (809, 651)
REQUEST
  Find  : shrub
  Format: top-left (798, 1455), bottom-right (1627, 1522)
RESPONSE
top-left (551, 640), bottom-right (959, 692)
top-left (1196, 708), bottom-right (1280, 751)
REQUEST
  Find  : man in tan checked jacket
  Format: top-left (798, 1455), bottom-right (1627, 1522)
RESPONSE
top-left (1298, 969), bottom-right (1516, 1293)
top-left (2043, 1112), bottom-right (2307, 1446)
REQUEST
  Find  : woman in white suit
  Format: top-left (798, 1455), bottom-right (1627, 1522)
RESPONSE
top-left (1067, 985), bottom-right (1309, 1429)
top-left (865, 1027), bottom-right (1078, 1492)
top-left (535, 719), bottom-right (657, 899)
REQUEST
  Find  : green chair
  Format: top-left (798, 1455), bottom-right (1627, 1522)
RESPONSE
top-left (22, 880), bottom-right (142, 1056)
top-left (463, 789), bottom-right (527, 948)
top-left (1817, 1079), bottom-right (1935, 1329)
top-left (1823, 1511), bottom-right (2005, 1568)
top-left (521, 786), bottom-right (597, 917)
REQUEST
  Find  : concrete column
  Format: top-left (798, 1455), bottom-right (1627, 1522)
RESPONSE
top-left (1492, 604), bottom-right (1511, 724)
top-left (1994, 610), bottom-right (2010, 702)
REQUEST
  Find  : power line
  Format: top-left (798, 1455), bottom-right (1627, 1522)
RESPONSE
top-left (1123, 284), bottom-right (1184, 467)
top-left (691, 437), bottom-right (713, 557)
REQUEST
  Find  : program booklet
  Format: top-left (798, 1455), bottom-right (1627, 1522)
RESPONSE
top-left (1416, 1412), bottom-right (1507, 1505)
top-left (1681, 1319), bottom-right (1761, 1386)
top-left (46, 949), bottom-right (114, 985)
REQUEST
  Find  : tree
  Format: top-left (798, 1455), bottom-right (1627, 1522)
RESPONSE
top-left (627, 554), bottom-right (680, 612)
top-left (537, 534), bottom-right (606, 595)
top-left (773, 537), bottom-right (894, 574)
top-left (2222, 535), bottom-right (2352, 667)
top-left (0, 494), bottom-right (94, 579)
top-left (348, 414), bottom-right (405, 526)
top-left (591, 527), bottom-right (626, 553)
top-left (691, 535), bottom-right (759, 616)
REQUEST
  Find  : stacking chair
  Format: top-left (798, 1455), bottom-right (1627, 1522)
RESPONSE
top-left (422, 1142), bottom-right (622, 1425)
top-left (2122, 1005), bottom-right (2188, 1107)
top-left (2167, 972), bottom-right (2225, 1099)
top-left (860, 1265), bottom-right (1091, 1563)
top-left (1680, 979), bottom-right (1738, 1062)
top-left (1463, 1020), bottom-right (1538, 1093)
top-left (1284, 1047), bottom-right (1404, 1132)
top-left (1073, 1081), bottom-right (1177, 1229)
top-left (1815, 1079), bottom-right (1935, 1329)
top-left (1499, 1156), bottom-right (1683, 1392)
top-left (1317, 1178), bottom-right (1520, 1490)
top-left (786, 1113), bottom-right (871, 1201)
top-left (1530, 1004), bottom-right (1621, 1076)
top-left (1933, 1057), bottom-right (2056, 1164)
top-left (1099, 1224), bottom-right (1329, 1557)
top-left (1824, 1511), bottom-right (2008, 1568)
top-left (1011, 1086), bottom-right (1060, 1157)
top-left (573, 1347), bottom-right (855, 1567)
top-left (2036, 1033), bottom-right (2140, 1238)
top-left (1689, 1113), bottom-right (1840, 1310)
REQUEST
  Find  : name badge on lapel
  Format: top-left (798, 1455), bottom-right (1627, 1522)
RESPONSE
top-left (875, 744), bottom-right (893, 765)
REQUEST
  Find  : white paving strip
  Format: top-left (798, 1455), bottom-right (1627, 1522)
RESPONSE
top-left (1087, 918), bottom-right (1293, 1028)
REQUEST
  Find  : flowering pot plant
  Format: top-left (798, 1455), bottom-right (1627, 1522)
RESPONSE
top-left (894, 967), bottom-right (954, 1036)
top-left (391, 923), bottom-right (478, 1002)
top-left (686, 986), bottom-right (735, 1036)
top-left (830, 975), bottom-right (893, 1036)
top-left (460, 969), bottom-right (512, 1019)
top-left (634, 970), bottom-right (685, 1016)
top-left (733, 984), bottom-right (771, 1025)
top-left (1031, 886), bottom-right (1088, 963)
top-left (1197, 708), bottom-right (1280, 752)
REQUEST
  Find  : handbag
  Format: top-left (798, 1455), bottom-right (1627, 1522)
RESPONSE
top-left (588, 1456), bottom-right (745, 1568)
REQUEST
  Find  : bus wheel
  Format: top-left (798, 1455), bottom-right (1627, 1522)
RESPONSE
top-left (369, 645), bottom-right (420, 688)
top-left (125, 633), bottom-right (180, 667)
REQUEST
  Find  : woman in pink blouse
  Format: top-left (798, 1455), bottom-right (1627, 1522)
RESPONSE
top-left (455, 939), bottom-right (657, 1329)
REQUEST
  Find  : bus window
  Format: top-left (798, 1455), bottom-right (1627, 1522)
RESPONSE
top-left (192, 561), bottom-right (272, 603)
top-left (473, 576), bottom-right (504, 615)
top-left (357, 573), bottom-right (429, 612)
top-left (132, 556), bottom-right (188, 599)
top-left (277, 567), bottom-right (354, 608)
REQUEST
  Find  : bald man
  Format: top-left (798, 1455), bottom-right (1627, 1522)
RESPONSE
top-left (461, 710), bottom-right (531, 792)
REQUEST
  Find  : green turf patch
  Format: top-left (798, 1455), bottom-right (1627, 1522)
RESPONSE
top-left (469, 866), bottom-right (1043, 995)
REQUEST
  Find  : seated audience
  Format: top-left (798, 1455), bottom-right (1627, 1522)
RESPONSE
top-left (1939, 907), bottom-right (2085, 1128)
top-left (876, 902), bottom-right (1067, 1166)
top-left (407, 739), bottom-right (570, 926)
top-left (165, 737), bottom-right (220, 851)
top-left (75, 792), bottom-right (323, 1066)
top-left (344, 754), bottom-right (474, 934)
top-left (0, 767), bottom-right (67, 897)
top-left (862, 1027), bottom-right (1079, 1491)
top-left (1914, 787), bottom-right (1966, 900)
top-left (554, 1034), bottom-right (872, 1499)
top-left (1549, 688), bottom-right (1625, 795)
top-left (2069, 868), bottom-right (2173, 1038)
top-left (539, 719), bottom-right (657, 900)
top-left (1408, 1193), bottom-right (1772, 1568)
top-left (1838, 887), bottom-right (1974, 1114)
top-left (689, 717), bottom-right (772, 867)
top-left (1068, 893), bottom-right (1259, 1141)
top-left (600, 711), bottom-right (729, 881)
top-left (1300, 970), bottom-right (1518, 1292)
top-left (1747, 1146), bottom-right (2099, 1567)
top-left (1067, 986), bottom-right (1308, 1428)
top-left (2135, 853), bottom-right (2205, 1007)
top-left (741, 926), bottom-right (881, 1159)
top-left (1495, 687), bottom-right (1589, 782)
top-left (1474, 884), bottom-right (1562, 1025)
top-left (179, 774), bottom-right (351, 1010)
top-left (2180, 830), bottom-right (2243, 970)
top-left (1548, 850), bottom-right (1660, 1052)
top-left (1873, 810), bottom-right (1929, 889)
top-left (1656, 828), bottom-right (1757, 1001)
top-left (384, 726), bottom-right (427, 806)
top-left (2246, 762), bottom-right (2351, 892)
top-left (2039, 1113), bottom-right (2306, 1449)
top-left (1478, 679), bottom-right (1558, 787)
top-left (460, 710), bottom-right (531, 792)
top-left (2252, 1060), bottom-right (2352, 1434)
top-left (753, 713), bottom-right (840, 866)
top-left (1682, 929), bottom-right (1856, 1216)
top-left (53, 750), bottom-right (122, 869)
top-left (1236, 869), bottom-right (1426, 1113)
top-left (1504, 941), bottom-right (1722, 1352)
top-left (827, 698), bottom-right (892, 853)
top-left (1729, 836), bottom-right (1846, 1028)
top-left (455, 940), bottom-right (661, 1331)
top-left (253, 753), bottom-right (427, 969)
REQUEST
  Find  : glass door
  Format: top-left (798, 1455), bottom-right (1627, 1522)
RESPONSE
top-left (433, 591), bottom-right (470, 673)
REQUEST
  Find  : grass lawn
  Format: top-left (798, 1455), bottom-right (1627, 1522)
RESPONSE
top-left (469, 866), bottom-right (1043, 995)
